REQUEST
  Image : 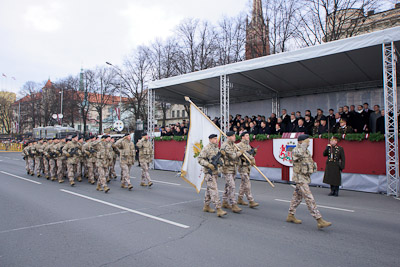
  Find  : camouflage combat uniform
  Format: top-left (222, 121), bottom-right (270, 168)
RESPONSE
top-left (136, 138), bottom-right (153, 185)
top-left (236, 140), bottom-right (255, 202)
top-left (115, 137), bottom-right (135, 187)
top-left (92, 140), bottom-right (110, 190)
top-left (22, 144), bottom-right (33, 174)
top-left (289, 143), bottom-right (322, 219)
top-left (221, 139), bottom-right (242, 206)
top-left (198, 142), bottom-right (222, 209)
top-left (82, 140), bottom-right (96, 184)
top-left (47, 141), bottom-right (58, 180)
top-left (55, 140), bottom-right (66, 182)
top-left (62, 140), bottom-right (82, 184)
top-left (109, 142), bottom-right (118, 179)
top-left (32, 141), bottom-right (44, 176)
top-left (42, 142), bottom-right (50, 179)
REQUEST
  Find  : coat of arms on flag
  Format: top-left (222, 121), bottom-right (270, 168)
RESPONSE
top-left (273, 139), bottom-right (313, 167)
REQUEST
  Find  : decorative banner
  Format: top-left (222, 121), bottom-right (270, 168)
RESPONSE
top-left (181, 104), bottom-right (220, 193)
top-left (273, 138), bottom-right (313, 167)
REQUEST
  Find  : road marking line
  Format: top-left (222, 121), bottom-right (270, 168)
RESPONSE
top-left (157, 199), bottom-right (202, 208)
top-left (0, 211), bottom-right (128, 234)
top-left (152, 180), bottom-right (181, 186)
top-left (0, 171), bottom-right (42, 185)
top-left (60, 189), bottom-right (190, 229)
top-left (290, 185), bottom-right (296, 188)
top-left (274, 199), bottom-right (355, 212)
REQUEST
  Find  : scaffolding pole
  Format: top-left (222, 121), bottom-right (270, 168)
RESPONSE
top-left (147, 89), bottom-right (156, 169)
top-left (382, 42), bottom-right (399, 197)
top-left (220, 75), bottom-right (230, 141)
top-left (272, 93), bottom-right (280, 116)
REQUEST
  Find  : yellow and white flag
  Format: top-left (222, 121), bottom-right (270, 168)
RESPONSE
top-left (181, 104), bottom-right (220, 193)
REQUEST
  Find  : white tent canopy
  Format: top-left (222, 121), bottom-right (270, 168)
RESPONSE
top-left (149, 26), bottom-right (400, 106)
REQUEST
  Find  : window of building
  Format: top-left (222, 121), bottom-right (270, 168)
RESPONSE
top-left (177, 110), bottom-right (180, 118)
top-left (78, 125), bottom-right (81, 130)
top-left (182, 110), bottom-right (185, 117)
top-left (172, 111), bottom-right (175, 118)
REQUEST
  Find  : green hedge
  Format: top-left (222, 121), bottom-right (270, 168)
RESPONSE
top-left (154, 133), bottom-right (384, 142)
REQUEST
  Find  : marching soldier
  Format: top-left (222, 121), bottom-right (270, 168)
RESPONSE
top-left (63, 134), bottom-right (82, 186)
top-left (42, 139), bottom-right (50, 179)
top-left (286, 134), bottom-right (332, 229)
top-left (82, 136), bottom-right (96, 184)
top-left (109, 137), bottom-right (118, 180)
top-left (76, 136), bottom-right (85, 182)
top-left (136, 133), bottom-right (153, 187)
top-left (48, 138), bottom-right (58, 181)
top-left (32, 139), bottom-right (44, 177)
top-left (220, 131), bottom-right (243, 213)
top-left (92, 135), bottom-right (111, 193)
top-left (198, 134), bottom-right (227, 217)
top-left (236, 132), bottom-right (259, 208)
top-left (22, 141), bottom-right (33, 175)
top-left (323, 136), bottom-right (345, 197)
top-left (55, 138), bottom-right (67, 183)
top-left (115, 134), bottom-right (134, 190)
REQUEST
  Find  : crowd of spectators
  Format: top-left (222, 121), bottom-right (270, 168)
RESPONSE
top-left (221, 103), bottom-right (385, 136)
top-left (154, 103), bottom-right (387, 137)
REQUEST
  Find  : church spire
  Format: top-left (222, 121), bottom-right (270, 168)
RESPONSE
top-left (246, 0), bottom-right (270, 60)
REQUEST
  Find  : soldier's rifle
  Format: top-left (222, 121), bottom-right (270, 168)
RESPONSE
top-left (69, 147), bottom-right (79, 157)
top-left (184, 96), bottom-right (274, 188)
top-left (207, 151), bottom-right (223, 175)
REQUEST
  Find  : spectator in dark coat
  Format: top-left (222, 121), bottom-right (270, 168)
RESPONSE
top-left (304, 115), bottom-right (313, 135)
top-left (342, 106), bottom-right (354, 128)
top-left (305, 110), bottom-right (315, 124)
top-left (315, 109), bottom-right (326, 122)
top-left (376, 110), bottom-right (385, 134)
top-left (280, 109), bottom-right (290, 132)
top-left (287, 114), bottom-right (298, 132)
top-left (327, 109), bottom-right (335, 129)
top-left (175, 127), bottom-right (183, 136)
top-left (258, 121), bottom-right (271, 135)
top-left (363, 103), bottom-right (373, 127)
top-left (269, 113), bottom-right (277, 129)
top-left (369, 105), bottom-right (381, 133)
top-left (275, 123), bottom-right (284, 135)
top-left (318, 118), bottom-right (328, 134)
top-left (249, 122), bottom-right (258, 135)
top-left (295, 118), bottom-right (307, 133)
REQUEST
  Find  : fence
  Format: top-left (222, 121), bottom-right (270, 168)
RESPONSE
top-left (0, 143), bottom-right (23, 152)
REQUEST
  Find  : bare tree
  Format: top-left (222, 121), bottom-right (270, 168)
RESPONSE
top-left (216, 13), bottom-right (247, 65)
top-left (91, 67), bottom-right (116, 134)
top-left (118, 46), bottom-right (152, 126)
top-left (295, 0), bottom-right (382, 46)
top-left (19, 81), bottom-right (41, 131)
top-left (174, 18), bottom-right (218, 74)
top-left (78, 70), bottom-right (95, 135)
top-left (0, 92), bottom-right (14, 134)
top-left (264, 0), bottom-right (299, 54)
top-left (54, 76), bottom-right (80, 128)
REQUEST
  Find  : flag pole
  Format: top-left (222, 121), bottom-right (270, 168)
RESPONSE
top-left (184, 96), bottom-right (274, 188)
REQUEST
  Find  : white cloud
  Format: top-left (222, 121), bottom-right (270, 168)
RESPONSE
top-left (24, 3), bottom-right (63, 32)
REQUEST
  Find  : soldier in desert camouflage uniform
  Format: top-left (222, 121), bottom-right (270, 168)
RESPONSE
top-left (236, 132), bottom-right (259, 208)
top-left (22, 141), bottom-right (33, 175)
top-left (109, 137), bottom-right (118, 180)
top-left (136, 133), bottom-right (153, 187)
top-left (220, 131), bottom-right (243, 213)
top-left (286, 134), bottom-right (332, 229)
top-left (55, 138), bottom-right (67, 183)
top-left (63, 134), bottom-right (83, 186)
top-left (198, 134), bottom-right (227, 217)
top-left (82, 136), bottom-right (96, 184)
top-left (32, 139), bottom-right (44, 177)
top-left (115, 134), bottom-right (134, 190)
top-left (92, 135), bottom-right (111, 193)
top-left (42, 140), bottom-right (50, 179)
top-left (47, 138), bottom-right (58, 181)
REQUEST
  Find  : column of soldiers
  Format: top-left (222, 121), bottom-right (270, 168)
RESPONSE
top-left (198, 131), bottom-right (259, 218)
top-left (21, 133), bottom-right (154, 194)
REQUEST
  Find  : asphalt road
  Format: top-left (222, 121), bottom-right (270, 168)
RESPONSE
top-left (0, 152), bottom-right (399, 267)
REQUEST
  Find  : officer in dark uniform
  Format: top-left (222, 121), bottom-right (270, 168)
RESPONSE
top-left (323, 136), bottom-right (345, 196)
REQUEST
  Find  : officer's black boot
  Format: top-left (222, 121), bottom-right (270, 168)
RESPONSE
top-left (328, 185), bottom-right (334, 196)
top-left (334, 186), bottom-right (339, 197)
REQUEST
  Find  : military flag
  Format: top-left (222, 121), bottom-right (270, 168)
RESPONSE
top-left (181, 103), bottom-right (220, 193)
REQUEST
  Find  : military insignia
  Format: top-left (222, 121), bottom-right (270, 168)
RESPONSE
top-left (193, 140), bottom-right (203, 158)
top-left (273, 139), bottom-right (314, 167)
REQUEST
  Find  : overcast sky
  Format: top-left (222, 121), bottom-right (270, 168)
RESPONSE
top-left (0, 0), bottom-right (250, 96)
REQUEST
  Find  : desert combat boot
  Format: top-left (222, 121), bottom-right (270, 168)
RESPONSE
top-left (317, 218), bottom-right (332, 229)
top-left (286, 214), bottom-right (302, 224)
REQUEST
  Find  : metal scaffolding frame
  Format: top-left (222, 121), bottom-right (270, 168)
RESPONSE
top-left (272, 94), bottom-right (280, 116)
top-left (382, 42), bottom-right (399, 197)
top-left (147, 88), bottom-right (156, 169)
top-left (220, 75), bottom-right (230, 141)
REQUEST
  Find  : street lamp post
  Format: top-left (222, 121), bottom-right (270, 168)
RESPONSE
top-left (59, 89), bottom-right (64, 125)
